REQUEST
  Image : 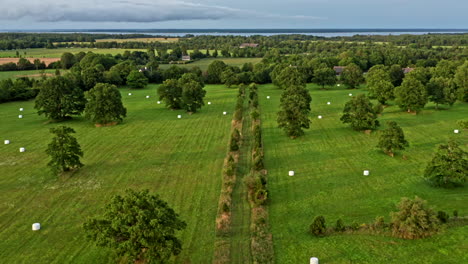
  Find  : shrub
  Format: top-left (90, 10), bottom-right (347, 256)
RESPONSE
top-left (310, 216), bottom-right (326, 236)
top-left (391, 196), bottom-right (440, 239)
top-left (250, 110), bottom-right (260, 120)
top-left (437, 211), bottom-right (450, 223)
top-left (453, 210), bottom-right (458, 218)
top-left (334, 218), bottom-right (345, 232)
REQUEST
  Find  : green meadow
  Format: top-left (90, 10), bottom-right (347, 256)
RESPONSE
top-left (159, 58), bottom-right (263, 71)
top-left (0, 84), bottom-right (237, 263)
top-left (258, 84), bottom-right (467, 264)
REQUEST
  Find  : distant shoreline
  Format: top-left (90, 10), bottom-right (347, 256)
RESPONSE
top-left (2, 28), bottom-right (467, 37)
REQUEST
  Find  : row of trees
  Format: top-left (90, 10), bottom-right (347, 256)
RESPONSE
top-left (310, 196), bottom-right (458, 240)
top-left (35, 75), bottom-right (126, 124)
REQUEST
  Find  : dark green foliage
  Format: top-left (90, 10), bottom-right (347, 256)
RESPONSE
top-left (126, 70), bottom-right (148, 89)
top-left (389, 64), bottom-right (405, 87)
top-left (230, 129), bottom-right (240, 151)
top-left (221, 68), bottom-right (239, 88)
top-left (341, 63), bottom-right (364, 89)
top-left (83, 189), bottom-right (186, 263)
top-left (46, 126), bottom-right (83, 175)
top-left (158, 79), bottom-right (183, 109)
top-left (206, 60), bottom-right (227, 84)
top-left (394, 76), bottom-right (428, 113)
top-left (390, 196), bottom-right (440, 239)
top-left (437, 211), bottom-right (450, 223)
top-left (277, 85), bottom-right (312, 138)
top-left (313, 67), bottom-right (337, 89)
top-left (334, 218), bottom-right (345, 232)
top-left (453, 210), bottom-right (458, 218)
top-left (310, 216), bottom-right (326, 236)
top-left (181, 80), bottom-right (206, 113)
top-left (250, 110), bottom-right (260, 120)
top-left (424, 140), bottom-right (468, 188)
top-left (253, 125), bottom-right (262, 148)
top-left (275, 66), bottom-right (307, 89)
top-left (340, 94), bottom-right (380, 131)
top-left (81, 66), bottom-right (104, 90)
top-left (253, 152), bottom-right (264, 171)
top-left (377, 121), bottom-right (409, 156)
top-left (427, 77), bottom-right (457, 108)
top-left (35, 76), bottom-right (86, 120)
top-left (84, 83), bottom-right (127, 125)
top-left (454, 61), bottom-right (468, 102)
top-left (60, 52), bottom-right (76, 69)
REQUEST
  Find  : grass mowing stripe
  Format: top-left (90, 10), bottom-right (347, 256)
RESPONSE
top-left (259, 83), bottom-right (467, 264)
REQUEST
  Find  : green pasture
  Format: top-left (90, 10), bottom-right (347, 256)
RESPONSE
top-left (0, 84), bottom-right (237, 263)
top-left (258, 84), bottom-right (467, 264)
top-left (159, 58), bottom-right (263, 71)
top-left (0, 69), bottom-right (63, 80)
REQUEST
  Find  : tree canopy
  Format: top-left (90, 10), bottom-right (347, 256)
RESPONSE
top-left (394, 76), bottom-right (428, 113)
top-left (34, 76), bottom-right (86, 120)
top-left (46, 126), bottom-right (83, 174)
top-left (83, 189), bottom-right (186, 263)
top-left (424, 139), bottom-right (467, 188)
top-left (84, 83), bottom-right (127, 125)
top-left (277, 85), bottom-right (311, 138)
top-left (376, 121), bottom-right (409, 156)
top-left (340, 94), bottom-right (380, 131)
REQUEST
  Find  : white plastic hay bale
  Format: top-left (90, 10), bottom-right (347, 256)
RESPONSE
top-left (289, 171), bottom-right (295, 176)
top-left (177, 115), bottom-right (182, 119)
top-left (128, 93), bottom-right (132, 96)
top-left (19, 147), bottom-right (25, 152)
top-left (337, 84), bottom-right (341, 87)
top-left (454, 129), bottom-right (459, 134)
top-left (327, 102), bottom-right (331, 105)
top-left (208, 102), bottom-right (212, 105)
top-left (267, 96), bottom-right (270, 99)
top-left (146, 95), bottom-right (150, 99)
top-left (32, 223), bottom-right (41, 231)
top-left (318, 115), bottom-right (323, 119)
top-left (157, 101), bottom-right (161, 104)
top-left (363, 170), bottom-right (370, 176)
top-left (18, 115), bottom-right (23, 119)
top-left (310, 257), bottom-right (319, 264)
top-left (349, 93), bottom-right (353, 96)
top-left (223, 111), bottom-right (227, 115)
top-left (19, 108), bottom-right (24, 111)
top-left (4, 140), bottom-right (10, 145)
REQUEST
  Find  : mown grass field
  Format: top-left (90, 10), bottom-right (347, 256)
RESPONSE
top-left (0, 69), bottom-right (64, 80)
top-left (159, 58), bottom-right (263, 71)
top-left (0, 84), bottom-right (237, 263)
top-left (258, 84), bottom-right (468, 264)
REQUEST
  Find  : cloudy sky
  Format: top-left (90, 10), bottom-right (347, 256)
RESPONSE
top-left (0, 0), bottom-right (467, 29)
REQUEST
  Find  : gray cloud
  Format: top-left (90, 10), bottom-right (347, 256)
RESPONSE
top-left (1, 0), bottom-right (323, 23)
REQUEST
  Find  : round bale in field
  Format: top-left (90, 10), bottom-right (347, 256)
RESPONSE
top-left (32, 223), bottom-right (41, 231)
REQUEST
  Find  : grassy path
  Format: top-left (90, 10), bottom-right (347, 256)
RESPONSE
top-left (229, 94), bottom-right (252, 263)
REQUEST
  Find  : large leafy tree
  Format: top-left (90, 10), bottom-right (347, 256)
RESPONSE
top-left (341, 63), bottom-right (364, 89)
top-left (391, 196), bottom-right (440, 239)
top-left (83, 189), bottom-right (186, 263)
top-left (454, 60), bottom-right (468, 102)
top-left (181, 80), bottom-right (206, 113)
top-left (84, 83), bottom-right (127, 125)
top-left (340, 94), bottom-right (380, 131)
top-left (127, 70), bottom-right (149, 89)
top-left (388, 64), bottom-right (405, 87)
top-left (424, 140), bottom-right (467, 188)
top-left (46, 126), bottom-right (83, 174)
top-left (274, 66), bottom-right (306, 89)
top-left (277, 85), bottom-right (311, 138)
top-left (35, 76), bottom-right (86, 120)
top-left (366, 67), bottom-right (395, 104)
top-left (313, 67), bottom-right (336, 89)
top-left (157, 79), bottom-right (183, 109)
top-left (394, 76), bottom-right (428, 113)
top-left (426, 77), bottom-right (457, 109)
top-left (220, 68), bottom-right (239, 88)
top-left (60, 52), bottom-right (76, 69)
top-left (206, 60), bottom-right (227, 84)
top-left (376, 121), bottom-right (409, 156)
top-left (81, 65), bottom-right (105, 91)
